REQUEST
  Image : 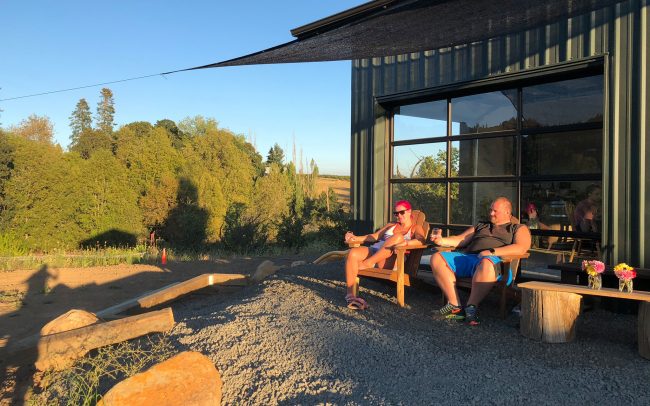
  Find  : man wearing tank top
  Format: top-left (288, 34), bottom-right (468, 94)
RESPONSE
top-left (429, 197), bottom-right (531, 326)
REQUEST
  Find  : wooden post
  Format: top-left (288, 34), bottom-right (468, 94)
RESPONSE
top-left (36, 307), bottom-right (175, 371)
top-left (639, 302), bottom-right (650, 360)
top-left (520, 288), bottom-right (581, 343)
top-left (97, 273), bottom-right (247, 318)
top-left (396, 249), bottom-right (405, 307)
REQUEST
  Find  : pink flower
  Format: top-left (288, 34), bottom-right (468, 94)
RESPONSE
top-left (582, 260), bottom-right (605, 275)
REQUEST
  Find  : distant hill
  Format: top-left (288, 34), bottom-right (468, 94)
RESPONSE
top-left (319, 174), bottom-right (350, 181)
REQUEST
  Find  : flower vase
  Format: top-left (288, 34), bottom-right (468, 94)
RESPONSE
top-left (588, 274), bottom-right (602, 290)
top-left (618, 279), bottom-right (633, 293)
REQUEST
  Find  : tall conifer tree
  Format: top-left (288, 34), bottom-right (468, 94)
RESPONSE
top-left (69, 98), bottom-right (92, 146)
top-left (96, 88), bottom-right (115, 135)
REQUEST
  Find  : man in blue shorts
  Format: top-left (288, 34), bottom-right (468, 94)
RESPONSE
top-left (429, 197), bottom-right (531, 325)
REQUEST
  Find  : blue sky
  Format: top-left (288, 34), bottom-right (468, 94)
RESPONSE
top-left (0, 1), bottom-right (368, 175)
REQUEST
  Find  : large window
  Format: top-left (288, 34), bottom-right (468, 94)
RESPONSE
top-left (390, 75), bottom-right (603, 264)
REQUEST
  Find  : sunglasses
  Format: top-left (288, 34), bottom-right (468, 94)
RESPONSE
top-left (393, 209), bottom-right (408, 216)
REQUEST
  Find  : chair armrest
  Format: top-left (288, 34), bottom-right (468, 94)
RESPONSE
top-left (500, 253), bottom-right (530, 262)
top-left (393, 244), bottom-right (430, 253)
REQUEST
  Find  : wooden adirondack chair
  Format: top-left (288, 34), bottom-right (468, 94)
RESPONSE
top-left (435, 216), bottom-right (529, 319)
top-left (347, 210), bottom-right (430, 307)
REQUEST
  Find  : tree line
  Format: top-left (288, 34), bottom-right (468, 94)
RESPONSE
top-left (0, 88), bottom-right (346, 254)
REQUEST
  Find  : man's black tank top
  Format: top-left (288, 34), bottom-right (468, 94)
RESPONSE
top-left (465, 221), bottom-right (522, 253)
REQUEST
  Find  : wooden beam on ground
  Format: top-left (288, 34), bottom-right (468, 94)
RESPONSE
top-left (97, 273), bottom-right (247, 318)
top-left (36, 307), bottom-right (175, 371)
top-left (313, 250), bottom-right (349, 265)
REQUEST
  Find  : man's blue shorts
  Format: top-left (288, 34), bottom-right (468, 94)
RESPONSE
top-left (439, 252), bottom-right (513, 285)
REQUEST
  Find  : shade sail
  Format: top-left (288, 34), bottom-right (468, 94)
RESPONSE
top-left (182, 0), bottom-right (621, 71)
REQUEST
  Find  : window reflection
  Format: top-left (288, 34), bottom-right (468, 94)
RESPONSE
top-left (451, 137), bottom-right (515, 177)
top-left (450, 182), bottom-right (517, 225)
top-left (522, 129), bottom-right (602, 175)
top-left (521, 181), bottom-right (602, 235)
top-left (392, 143), bottom-right (446, 178)
top-left (451, 90), bottom-right (517, 135)
top-left (522, 75), bottom-right (603, 128)
top-left (393, 183), bottom-right (446, 224)
top-left (393, 100), bottom-right (447, 141)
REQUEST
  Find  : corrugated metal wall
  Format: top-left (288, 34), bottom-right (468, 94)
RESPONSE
top-left (350, 0), bottom-right (650, 266)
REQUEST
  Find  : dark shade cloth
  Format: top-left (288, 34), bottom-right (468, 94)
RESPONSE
top-left (175, 0), bottom-right (622, 72)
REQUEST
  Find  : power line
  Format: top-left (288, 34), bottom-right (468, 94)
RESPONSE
top-left (0, 68), bottom-right (189, 102)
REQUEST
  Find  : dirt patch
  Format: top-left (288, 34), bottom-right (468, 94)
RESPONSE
top-left (0, 255), bottom-right (308, 405)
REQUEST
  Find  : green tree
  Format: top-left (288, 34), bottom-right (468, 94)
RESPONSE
top-left (266, 143), bottom-right (285, 166)
top-left (96, 88), bottom-right (115, 135)
top-left (0, 135), bottom-right (81, 249)
top-left (155, 119), bottom-right (186, 149)
top-left (74, 149), bottom-right (143, 244)
top-left (69, 98), bottom-right (92, 147)
top-left (70, 128), bottom-right (112, 159)
top-left (250, 163), bottom-right (292, 240)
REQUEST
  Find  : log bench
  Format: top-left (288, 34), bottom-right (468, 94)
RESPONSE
top-left (518, 281), bottom-right (650, 360)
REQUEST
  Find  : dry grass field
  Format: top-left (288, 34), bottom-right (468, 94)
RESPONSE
top-left (315, 177), bottom-right (350, 207)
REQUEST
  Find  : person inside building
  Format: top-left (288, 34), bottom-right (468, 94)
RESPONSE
top-left (523, 202), bottom-right (549, 248)
top-left (429, 197), bottom-right (531, 325)
top-left (343, 200), bottom-right (426, 310)
top-left (573, 184), bottom-right (601, 233)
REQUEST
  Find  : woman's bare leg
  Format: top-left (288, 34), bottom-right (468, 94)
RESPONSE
top-left (344, 246), bottom-right (371, 295)
top-left (361, 234), bottom-right (404, 268)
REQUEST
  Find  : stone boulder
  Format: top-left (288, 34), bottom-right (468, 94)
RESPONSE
top-left (250, 260), bottom-right (282, 283)
top-left (98, 351), bottom-right (221, 406)
top-left (40, 309), bottom-right (100, 336)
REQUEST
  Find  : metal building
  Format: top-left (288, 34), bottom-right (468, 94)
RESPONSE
top-left (343, 0), bottom-right (649, 268)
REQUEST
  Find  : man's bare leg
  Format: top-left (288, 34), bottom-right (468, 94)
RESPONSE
top-left (430, 253), bottom-right (460, 306)
top-left (467, 259), bottom-right (497, 306)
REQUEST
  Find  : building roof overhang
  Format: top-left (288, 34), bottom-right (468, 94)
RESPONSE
top-left (179, 0), bottom-right (622, 71)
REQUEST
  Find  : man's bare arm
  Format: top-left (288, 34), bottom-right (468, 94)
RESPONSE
top-left (431, 227), bottom-right (475, 248)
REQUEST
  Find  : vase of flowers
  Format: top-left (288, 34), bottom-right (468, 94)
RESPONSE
top-left (582, 260), bottom-right (605, 290)
top-left (613, 263), bottom-right (636, 293)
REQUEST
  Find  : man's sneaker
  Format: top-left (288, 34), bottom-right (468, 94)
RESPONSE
top-left (439, 302), bottom-right (464, 320)
top-left (465, 304), bottom-right (480, 326)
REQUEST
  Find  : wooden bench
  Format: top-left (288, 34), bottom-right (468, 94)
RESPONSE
top-left (518, 281), bottom-right (650, 360)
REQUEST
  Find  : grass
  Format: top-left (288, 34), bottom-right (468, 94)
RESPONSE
top-left (28, 334), bottom-right (177, 405)
top-left (0, 245), bottom-right (157, 271)
top-left (0, 237), bottom-right (346, 272)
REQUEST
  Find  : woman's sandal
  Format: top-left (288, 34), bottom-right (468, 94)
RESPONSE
top-left (345, 294), bottom-right (368, 310)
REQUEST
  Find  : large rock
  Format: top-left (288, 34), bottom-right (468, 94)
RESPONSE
top-left (250, 260), bottom-right (282, 283)
top-left (40, 309), bottom-right (100, 336)
top-left (98, 351), bottom-right (221, 406)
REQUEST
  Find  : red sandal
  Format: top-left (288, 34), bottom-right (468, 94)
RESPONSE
top-left (345, 294), bottom-right (368, 310)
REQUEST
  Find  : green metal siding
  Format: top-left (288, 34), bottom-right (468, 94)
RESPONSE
top-left (350, 0), bottom-right (650, 266)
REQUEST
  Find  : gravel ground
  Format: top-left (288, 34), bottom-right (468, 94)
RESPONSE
top-left (170, 262), bottom-right (650, 405)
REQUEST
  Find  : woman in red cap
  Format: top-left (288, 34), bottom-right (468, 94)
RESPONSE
top-left (342, 200), bottom-right (426, 309)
